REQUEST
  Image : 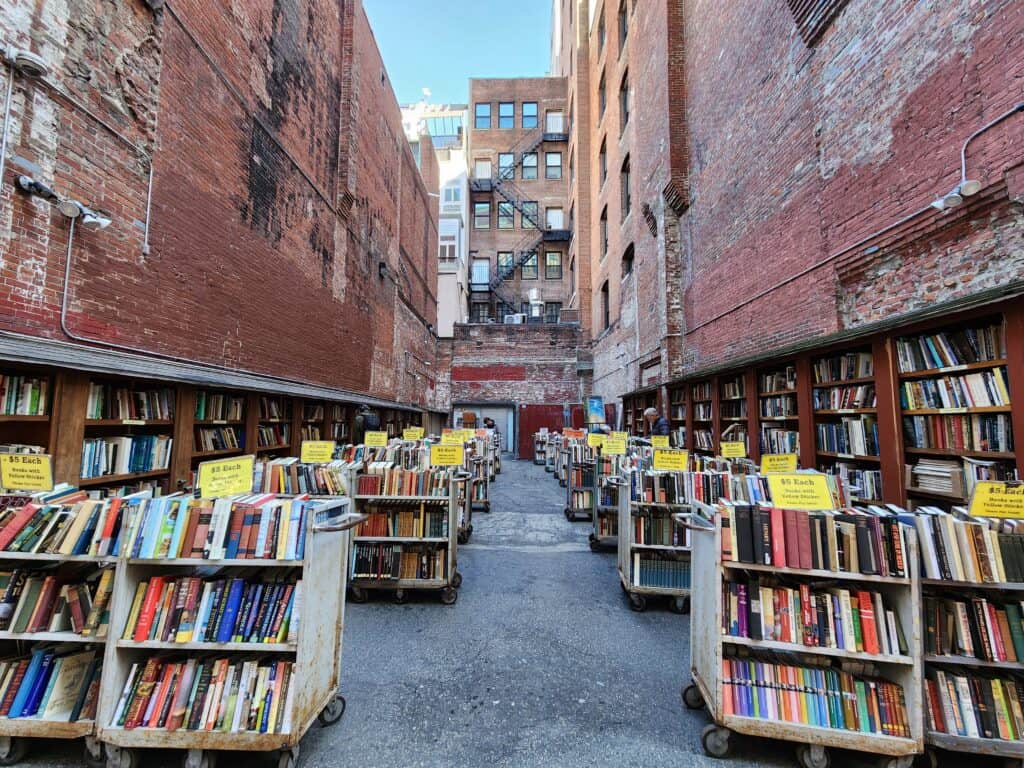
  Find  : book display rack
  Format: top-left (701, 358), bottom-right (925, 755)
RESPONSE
top-left (590, 454), bottom-right (622, 552)
top-left (565, 459), bottom-right (595, 522)
top-left (758, 363), bottom-right (800, 460)
top-left (533, 433), bottom-right (549, 466)
top-left (718, 375), bottom-right (749, 457)
top-left (692, 381), bottom-right (715, 456)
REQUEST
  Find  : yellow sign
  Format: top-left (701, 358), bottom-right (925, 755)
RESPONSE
top-left (761, 453), bottom-right (798, 473)
top-left (0, 454), bottom-right (53, 491)
top-left (587, 433), bottom-right (605, 448)
top-left (364, 431), bottom-right (388, 447)
top-left (430, 444), bottom-right (464, 467)
top-left (721, 441), bottom-right (747, 458)
top-left (300, 441), bottom-right (335, 463)
top-left (403, 427), bottom-right (425, 441)
top-left (442, 428), bottom-right (454, 435)
top-left (441, 433), bottom-right (463, 445)
top-left (653, 450), bottom-right (688, 471)
top-left (460, 429), bottom-right (476, 442)
top-left (969, 481), bottom-right (1024, 519)
top-left (610, 431), bottom-right (628, 441)
top-left (651, 436), bottom-right (670, 449)
top-left (197, 454), bottom-right (256, 497)
top-left (602, 438), bottom-right (626, 455)
top-left (767, 473), bottom-right (834, 510)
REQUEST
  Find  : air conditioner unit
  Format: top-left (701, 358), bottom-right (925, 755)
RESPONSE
top-left (504, 314), bottom-right (527, 325)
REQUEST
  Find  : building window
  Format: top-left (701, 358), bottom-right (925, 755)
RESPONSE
top-left (599, 138), bottom-right (607, 184)
top-left (522, 101), bottom-right (538, 129)
top-left (521, 253), bottom-right (539, 280)
top-left (621, 155), bottom-right (631, 218)
top-left (498, 102), bottom-right (514, 129)
top-left (545, 251), bottom-right (562, 280)
top-left (443, 185), bottom-right (461, 203)
top-left (474, 103), bottom-right (491, 129)
top-left (786, 0), bottom-right (853, 46)
top-left (474, 202), bottom-right (490, 229)
top-left (544, 302), bottom-right (561, 324)
top-left (601, 280), bottom-right (610, 329)
top-left (497, 301), bottom-right (515, 319)
top-left (546, 110), bottom-right (565, 133)
top-left (471, 258), bottom-right (490, 285)
top-left (439, 235), bottom-right (457, 265)
top-left (474, 158), bottom-right (492, 179)
top-left (598, 71), bottom-right (607, 117)
top-left (498, 153), bottom-right (514, 179)
top-left (472, 302), bottom-right (490, 323)
top-left (546, 207), bottom-right (564, 229)
top-left (521, 201), bottom-right (539, 228)
top-left (600, 206), bottom-right (608, 257)
top-left (620, 72), bottom-right (630, 132)
top-left (498, 202), bottom-right (514, 229)
top-left (522, 152), bottom-right (538, 180)
top-left (497, 251), bottom-right (514, 274)
top-left (618, 0), bottom-right (628, 51)
top-left (598, 9), bottom-right (605, 51)
top-left (621, 243), bottom-right (635, 277)
top-left (545, 152), bottom-right (562, 180)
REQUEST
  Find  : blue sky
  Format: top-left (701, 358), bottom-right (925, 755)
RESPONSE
top-left (363, 0), bottom-right (553, 105)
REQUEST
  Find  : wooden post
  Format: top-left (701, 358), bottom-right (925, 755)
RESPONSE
top-left (1003, 298), bottom-right (1024, 480)
top-left (872, 336), bottom-right (905, 506)
top-left (52, 371), bottom-right (89, 486)
top-left (170, 385), bottom-right (196, 491)
top-left (794, 355), bottom-right (815, 470)
top-left (744, 369), bottom-right (759, 463)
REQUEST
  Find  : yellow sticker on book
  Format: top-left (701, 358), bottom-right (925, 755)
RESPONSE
top-left (761, 453), bottom-right (798, 473)
top-left (403, 427), bottom-right (424, 441)
top-left (969, 481), bottom-right (1024, 519)
top-left (651, 436), bottom-right (670, 449)
top-left (602, 438), bottom-right (626, 455)
top-left (300, 441), bottom-right (335, 463)
top-left (587, 433), bottom-right (605, 448)
top-left (653, 450), bottom-right (688, 471)
top-left (430, 444), bottom-right (464, 467)
top-left (0, 454), bottom-right (53, 491)
top-left (720, 441), bottom-right (747, 458)
top-left (197, 454), bottom-right (255, 497)
top-left (364, 431), bottom-right (388, 447)
top-left (441, 433), bottom-right (463, 445)
top-left (767, 473), bottom-right (834, 510)
top-left (610, 431), bottom-right (628, 441)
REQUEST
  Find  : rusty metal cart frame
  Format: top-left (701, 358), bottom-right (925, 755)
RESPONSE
top-left (589, 457), bottom-right (619, 551)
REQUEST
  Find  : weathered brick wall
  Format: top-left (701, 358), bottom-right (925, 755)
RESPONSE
top-left (0, 0), bottom-right (440, 408)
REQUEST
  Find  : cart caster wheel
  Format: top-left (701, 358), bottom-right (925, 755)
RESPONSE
top-left (682, 683), bottom-right (705, 710)
top-left (182, 748), bottom-right (216, 768)
top-left (669, 596), bottom-right (690, 614)
top-left (394, 589), bottom-right (407, 604)
top-left (795, 744), bottom-right (829, 768)
top-left (701, 724), bottom-right (733, 759)
top-left (457, 531), bottom-right (468, 545)
top-left (589, 539), bottom-right (602, 552)
top-left (440, 587), bottom-right (458, 605)
top-left (877, 758), bottom-right (912, 768)
top-left (106, 746), bottom-right (139, 768)
top-left (452, 572), bottom-right (463, 588)
top-left (349, 585), bottom-right (368, 603)
top-left (0, 737), bottom-right (27, 766)
top-left (317, 695), bottom-right (346, 726)
top-left (484, 503), bottom-right (490, 513)
top-left (564, 508), bottom-right (571, 520)
top-left (468, 524), bottom-right (474, 534)
top-left (628, 594), bottom-right (647, 612)
top-left (84, 738), bottom-right (106, 768)
top-left (276, 746), bottom-right (300, 768)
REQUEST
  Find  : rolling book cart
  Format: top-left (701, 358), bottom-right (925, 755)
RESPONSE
top-left (490, 431), bottom-right (501, 476)
top-left (533, 433), bottom-right (548, 466)
top-left (565, 460), bottom-right (595, 522)
top-left (468, 454), bottom-right (490, 514)
top-left (589, 455), bottom-right (621, 552)
top-left (678, 504), bottom-right (922, 768)
top-left (544, 436), bottom-right (558, 474)
top-left (615, 470), bottom-right (692, 613)
top-left (99, 495), bottom-right (364, 768)
top-left (555, 443), bottom-right (569, 487)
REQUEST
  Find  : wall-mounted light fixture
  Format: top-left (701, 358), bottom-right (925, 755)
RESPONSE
top-left (378, 260), bottom-right (389, 280)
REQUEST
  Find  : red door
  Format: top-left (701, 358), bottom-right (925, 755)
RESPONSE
top-left (517, 404), bottom-right (567, 459)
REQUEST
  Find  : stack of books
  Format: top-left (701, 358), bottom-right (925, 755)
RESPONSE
top-left (0, 375), bottom-right (48, 416)
top-left (914, 508), bottom-right (1024, 583)
top-left (0, 647), bottom-right (100, 722)
top-left (81, 435), bottom-right (173, 478)
top-left (926, 669), bottom-right (1024, 740)
top-left (0, 569), bottom-right (112, 636)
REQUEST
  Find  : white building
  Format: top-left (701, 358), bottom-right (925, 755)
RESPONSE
top-left (402, 101), bottom-right (469, 338)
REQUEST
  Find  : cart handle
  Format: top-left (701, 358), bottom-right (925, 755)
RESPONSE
top-left (604, 476), bottom-right (628, 487)
top-left (672, 511), bottom-right (715, 533)
top-left (313, 511), bottom-right (368, 534)
top-left (451, 471), bottom-right (472, 483)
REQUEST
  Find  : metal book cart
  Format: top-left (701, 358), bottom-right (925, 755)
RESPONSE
top-left (348, 473), bottom-right (466, 605)
top-left (532, 433), bottom-right (548, 466)
top-left (100, 497), bottom-right (364, 768)
top-left (677, 506), bottom-right (922, 768)
top-left (468, 454), bottom-right (490, 514)
top-left (454, 470), bottom-right (473, 545)
top-left (564, 460), bottom-right (595, 522)
top-left (544, 436), bottom-right (558, 474)
top-left (614, 473), bottom-right (691, 613)
top-left (589, 456), bottom-right (620, 552)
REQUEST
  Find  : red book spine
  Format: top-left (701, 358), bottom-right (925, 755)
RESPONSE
top-left (26, 576), bottom-right (59, 633)
top-left (0, 504), bottom-right (40, 550)
top-left (799, 583), bottom-right (815, 646)
top-left (796, 510), bottom-right (813, 570)
top-left (0, 660), bottom-right (29, 715)
top-left (783, 509), bottom-right (800, 567)
top-left (769, 507), bottom-right (786, 567)
top-left (857, 590), bottom-right (880, 655)
top-left (133, 576), bottom-right (166, 641)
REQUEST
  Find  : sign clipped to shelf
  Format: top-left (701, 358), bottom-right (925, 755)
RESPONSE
top-left (651, 436), bottom-right (670, 449)
top-left (441, 433), bottom-right (463, 445)
top-left (196, 454), bottom-right (255, 497)
top-left (430, 444), bottom-right (464, 467)
top-left (364, 431), bottom-right (388, 447)
top-left (475, 429), bottom-right (488, 438)
top-left (761, 453), bottom-right (798, 473)
top-left (610, 431), bottom-right (628, 441)
top-left (564, 428), bottom-right (586, 439)
top-left (766, 473), bottom-right (833, 510)
top-left (653, 449), bottom-right (688, 471)
top-left (0, 453), bottom-right (53, 491)
top-left (300, 441), bottom-right (335, 463)
top-left (403, 427), bottom-right (425, 441)
top-left (587, 433), bottom-right (605, 448)
top-left (602, 438), bottom-right (626, 455)
top-left (969, 481), bottom-right (1024, 519)
top-left (720, 441), bottom-right (746, 458)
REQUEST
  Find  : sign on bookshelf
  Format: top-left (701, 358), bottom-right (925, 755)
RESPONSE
top-left (653, 449), bottom-right (689, 471)
top-left (720, 441), bottom-right (746, 458)
top-left (603, 438), bottom-right (626, 455)
top-left (403, 427), bottom-right (425, 441)
top-left (651, 436), bottom-right (670, 448)
top-left (761, 453), bottom-right (798, 473)
top-left (969, 480), bottom-right (1024, 519)
top-left (430, 444), bottom-right (464, 466)
top-left (766, 473), bottom-right (833, 510)
top-left (364, 431), bottom-right (388, 447)
top-left (0, 453), bottom-right (53, 491)
top-left (441, 433), bottom-right (463, 445)
top-left (610, 431), bottom-right (628, 441)
top-left (196, 454), bottom-right (256, 497)
top-left (300, 441), bottom-right (335, 463)
top-left (587, 433), bottom-right (605, 448)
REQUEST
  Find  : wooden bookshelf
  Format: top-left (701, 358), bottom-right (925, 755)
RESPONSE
top-left (756, 362), bottom-right (799, 462)
top-left (691, 379), bottom-right (715, 455)
top-left (190, 388), bottom-right (247, 467)
top-left (329, 403), bottom-right (351, 444)
top-left (717, 373), bottom-right (748, 456)
top-left (0, 367), bottom-right (59, 471)
top-left (668, 383), bottom-right (687, 448)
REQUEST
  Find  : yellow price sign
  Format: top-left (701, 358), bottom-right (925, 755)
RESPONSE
top-left (653, 449), bottom-right (688, 471)
top-left (610, 431), bottom-right (628, 441)
top-left (564, 428), bottom-right (585, 439)
top-left (364, 431), bottom-right (388, 447)
top-left (651, 436), bottom-right (670, 449)
top-left (0, 454), bottom-right (53, 491)
top-left (430, 444), bottom-right (464, 467)
top-left (720, 441), bottom-right (747, 458)
top-left (300, 441), bottom-right (335, 463)
top-left (587, 433), bottom-right (605, 448)
top-left (441, 433), bottom-right (464, 445)
top-left (197, 454), bottom-right (256, 497)
top-left (761, 453), bottom-right (798, 473)
top-left (767, 473), bottom-right (834, 510)
top-left (602, 438), bottom-right (626, 455)
top-left (442, 428), bottom-right (454, 435)
top-left (403, 427), bottom-right (425, 441)
top-left (969, 481), bottom-right (1024, 519)
top-left (460, 429), bottom-right (476, 442)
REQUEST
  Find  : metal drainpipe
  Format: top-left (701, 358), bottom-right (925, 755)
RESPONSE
top-left (961, 102), bottom-right (1024, 185)
top-left (0, 70), bottom-right (14, 193)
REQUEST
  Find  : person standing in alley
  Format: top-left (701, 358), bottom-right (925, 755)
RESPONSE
top-left (353, 404), bottom-right (380, 444)
top-left (644, 407), bottom-right (670, 437)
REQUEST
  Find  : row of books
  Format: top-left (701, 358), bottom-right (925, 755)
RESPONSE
top-left (813, 384), bottom-right (876, 410)
top-left (302, 404), bottom-right (324, 421)
top-left (721, 378), bottom-right (745, 399)
top-left (721, 503), bottom-right (909, 578)
top-left (694, 403), bottom-right (712, 420)
top-left (899, 368), bottom-right (1010, 410)
top-left (760, 367), bottom-right (796, 393)
top-left (86, 384), bottom-right (175, 421)
top-left (632, 513), bottom-right (690, 548)
top-left (300, 426), bottom-right (321, 441)
top-left (0, 647), bottom-right (100, 722)
top-left (351, 543), bottom-right (446, 581)
top-left (80, 435), bottom-right (173, 479)
top-left (356, 509), bottom-right (447, 539)
top-left (720, 401), bottom-right (747, 419)
top-left (258, 397), bottom-right (290, 421)
top-left (252, 459), bottom-right (352, 496)
top-left (569, 465), bottom-right (594, 490)
top-left (907, 458), bottom-right (967, 496)
top-left (914, 508), bottom-right (1024, 583)
top-left (123, 576), bottom-right (300, 646)
top-left (826, 465), bottom-right (882, 502)
top-left (0, 569), bottom-right (111, 636)
top-left (721, 657), bottom-right (910, 737)
top-left (569, 490), bottom-right (593, 510)
top-left (631, 553), bottom-right (691, 589)
top-left (923, 596), bottom-right (1024, 663)
top-left (356, 467), bottom-right (451, 497)
top-left (926, 669), bottom-right (1023, 741)
top-left (113, 657), bottom-right (293, 733)
top-left (760, 428), bottom-right (799, 455)
top-left (195, 427), bottom-right (241, 452)
top-left (256, 424), bottom-right (289, 448)
top-left (813, 352), bottom-right (873, 383)
top-left (628, 469), bottom-right (771, 507)
top-left (815, 417), bottom-right (879, 457)
top-left (903, 413), bottom-right (1013, 453)
top-left (760, 395), bottom-right (797, 418)
top-left (896, 322), bottom-right (1005, 373)
top-left (194, 392), bottom-right (244, 422)
top-left (595, 515), bottom-right (617, 537)
top-left (0, 493), bottom-right (115, 555)
top-left (722, 577), bottom-right (907, 656)
top-left (694, 430), bottom-right (714, 450)
top-left (693, 382), bottom-right (712, 400)
top-left (0, 375), bottom-right (48, 416)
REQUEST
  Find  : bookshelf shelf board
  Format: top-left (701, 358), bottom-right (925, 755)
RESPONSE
top-left (631, 501), bottom-right (689, 509)
top-left (256, 443), bottom-right (290, 452)
top-left (630, 583), bottom-right (692, 596)
top-left (191, 448), bottom-right (243, 459)
top-left (78, 468), bottom-right (169, 487)
top-left (631, 543), bottom-right (691, 551)
top-left (922, 654), bottom-right (1024, 671)
top-left (258, 418), bottom-right (291, 424)
top-left (720, 715), bottom-right (918, 756)
top-left (693, 399), bottom-right (712, 404)
top-left (814, 408), bottom-right (878, 415)
top-left (0, 414), bottom-right (48, 422)
top-left (811, 376), bottom-right (876, 387)
top-left (926, 730), bottom-right (1024, 758)
top-left (84, 419), bottom-right (173, 427)
top-left (670, 417), bottom-right (686, 424)
top-left (720, 395), bottom-right (746, 402)
top-left (852, 497), bottom-right (883, 504)
top-left (194, 419), bottom-right (244, 426)
top-left (721, 416), bottom-right (749, 422)
top-left (921, 578), bottom-right (1024, 591)
top-left (127, 557), bottom-right (302, 568)
top-left (759, 390), bottom-right (796, 397)
top-left (722, 561), bottom-right (911, 585)
top-left (0, 552), bottom-right (114, 563)
top-left (902, 406), bottom-right (1011, 415)
top-left (354, 495), bottom-right (450, 503)
top-left (352, 536), bottom-right (448, 543)
top-left (722, 635), bottom-right (913, 665)
top-left (302, 418), bottom-right (322, 424)
top-left (905, 486), bottom-right (967, 501)
top-left (101, 726), bottom-right (293, 751)
top-left (693, 418), bottom-right (713, 423)
top-left (0, 630), bottom-right (98, 643)
top-left (350, 578), bottom-right (448, 589)
top-left (816, 451), bottom-right (881, 462)
top-left (903, 447), bottom-right (1016, 460)
top-left (116, 639), bottom-right (297, 653)
top-left (0, 718), bottom-right (94, 739)
top-left (759, 415), bottom-right (799, 421)
top-left (899, 359), bottom-right (1008, 380)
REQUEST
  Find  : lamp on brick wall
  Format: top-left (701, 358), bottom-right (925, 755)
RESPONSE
top-left (1, 46), bottom-right (51, 194)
